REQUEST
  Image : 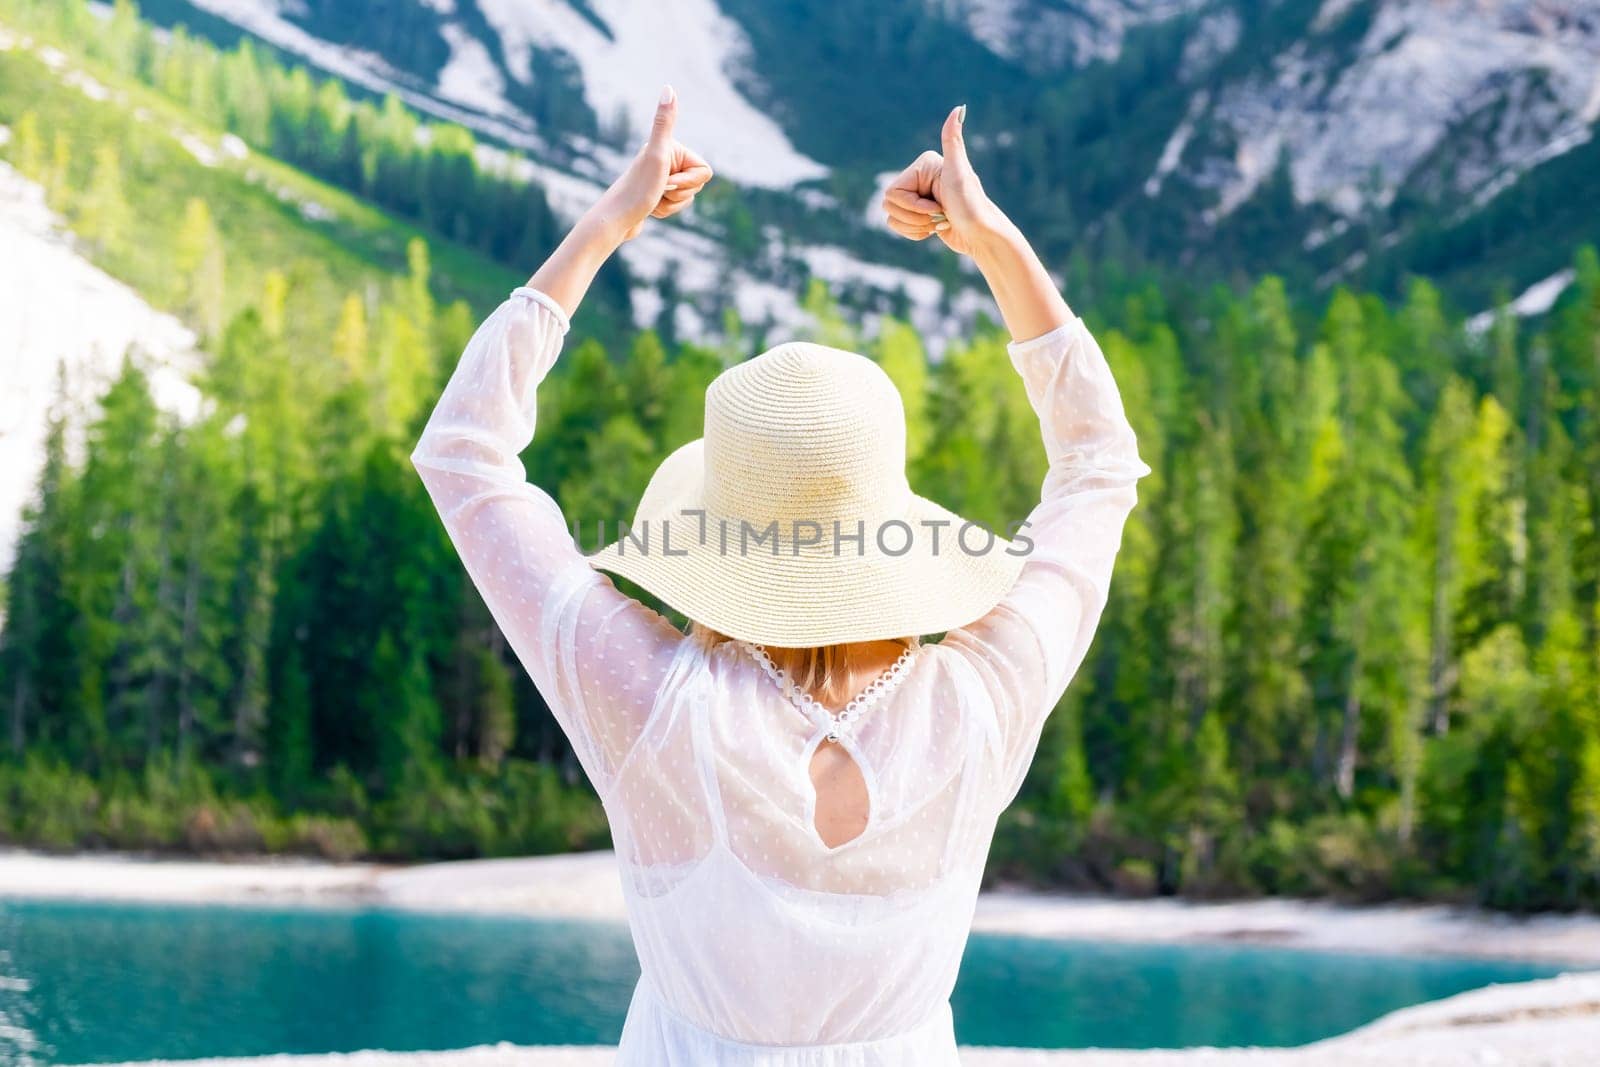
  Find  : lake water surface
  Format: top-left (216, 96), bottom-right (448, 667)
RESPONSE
top-left (0, 897), bottom-right (1575, 1063)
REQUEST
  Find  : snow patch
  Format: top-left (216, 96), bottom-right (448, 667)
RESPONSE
top-left (1507, 268), bottom-right (1576, 316)
top-left (1312, 0), bottom-right (1365, 32)
top-left (729, 277), bottom-right (811, 337)
top-left (179, 131), bottom-right (221, 167)
top-left (1465, 268), bottom-right (1577, 333)
top-left (473, 0), bottom-right (827, 187)
top-left (793, 187), bottom-right (838, 212)
top-left (1145, 90), bottom-right (1209, 197)
top-left (435, 22), bottom-right (510, 117)
top-left (630, 284), bottom-right (664, 331)
top-left (800, 245), bottom-right (942, 309)
top-left (62, 67), bottom-right (112, 101)
top-left (0, 162), bottom-right (201, 572)
top-left (243, 167), bottom-right (334, 223)
top-left (1179, 9), bottom-right (1241, 79)
top-left (1302, 217), bottom-right (1350, 251)
top-left (672, 302), bottom-right (707, 342)
top-left (796, 244), bottom-right (991, 356)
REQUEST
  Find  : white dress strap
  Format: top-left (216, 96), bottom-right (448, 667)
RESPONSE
top-left (937, 652), bottom-right (995, 880)
top-left (689, 669), bottom-right (733, 849)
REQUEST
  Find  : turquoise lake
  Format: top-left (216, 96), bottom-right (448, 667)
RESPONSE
top-left (0, 897), bottom-right (1578, 1063)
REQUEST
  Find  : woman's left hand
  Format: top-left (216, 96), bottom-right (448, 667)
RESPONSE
top-left (590, 85), bottom-right (714, 242)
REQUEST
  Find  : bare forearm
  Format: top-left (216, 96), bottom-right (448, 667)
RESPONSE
top-left (526, 211), bottom-right (626, 320)
top-left (969, 212), bottom-right (1073, 343)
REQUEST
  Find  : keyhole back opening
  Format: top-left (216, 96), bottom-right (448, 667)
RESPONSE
top-left (808, 736), bottom-right (871, 850)
top-left (739, 639), bottom-right (919, 854)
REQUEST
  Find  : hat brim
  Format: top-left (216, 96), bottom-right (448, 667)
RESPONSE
top-left (584, 439), bottom-right (1028, 647)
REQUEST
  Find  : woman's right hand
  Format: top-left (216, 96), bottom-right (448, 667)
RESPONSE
top-left (589, 85), bottom-right (714, 243)
top-left (880, 105), bottom-right (1006, 256)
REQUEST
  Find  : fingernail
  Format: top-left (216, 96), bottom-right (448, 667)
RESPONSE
top-left (660, 84), bottom-right (675, 106)
top-left (956, 104), bottom-right (967, 126)
top-left (935, 221), bottom-right (950, 232)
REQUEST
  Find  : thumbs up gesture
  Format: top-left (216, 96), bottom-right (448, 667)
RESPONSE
top-left (880, 106), bottom-right (1002, 257)
top-left (594, 85), bottom-right (715, 242)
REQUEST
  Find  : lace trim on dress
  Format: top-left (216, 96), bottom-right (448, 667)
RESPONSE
top-left (739, 640), bottom-right (920, 742)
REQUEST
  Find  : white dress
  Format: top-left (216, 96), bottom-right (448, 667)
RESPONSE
top-left (410, 286), bottom-right (1151, 1065)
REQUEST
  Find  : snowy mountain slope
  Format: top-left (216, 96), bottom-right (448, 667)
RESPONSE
top-left (0, 160), bottom-right (201, 571)
top-left (182, 0), bottom-right (826, 189)
top-left (150, 0), bottom-right (1600, 319)
top-left (151, 0), bottom-right (1006, 357)
top-left (172, 0), bottom-right (561, 156)
top-left (469, 0), bottom-right (827, 186)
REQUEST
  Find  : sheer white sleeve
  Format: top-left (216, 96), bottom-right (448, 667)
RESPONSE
top-left (942, 316), bottom-right (1152, 813)
top-left (409, 287), bottom-right (685, 805)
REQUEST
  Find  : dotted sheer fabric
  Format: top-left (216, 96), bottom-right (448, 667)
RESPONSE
top-left (410, 287), bottom-right (1151, 1064)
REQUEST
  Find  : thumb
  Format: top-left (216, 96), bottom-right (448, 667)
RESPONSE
top-left (940, 104), bottom-right (972, 176)
top-left (647, 84), bottom-right (678, 152)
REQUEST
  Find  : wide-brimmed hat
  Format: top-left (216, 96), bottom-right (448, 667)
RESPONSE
top-left (584, 340), bottom-right (1028, 647)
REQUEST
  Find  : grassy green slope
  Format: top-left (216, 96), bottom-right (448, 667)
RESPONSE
top-left (0, 38), bottom-right (522, 340)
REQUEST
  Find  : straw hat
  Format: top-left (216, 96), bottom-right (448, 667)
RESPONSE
top-left (584, 340), bottom-right (1028, 647)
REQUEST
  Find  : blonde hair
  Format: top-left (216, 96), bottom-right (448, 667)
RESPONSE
top-left (689, 622), bottom-right (921, 708)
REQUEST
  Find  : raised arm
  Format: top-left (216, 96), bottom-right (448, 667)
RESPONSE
top-left (882, 107), bottom-right (1152, 811)
top-left (409, 87), bottom-right (713, 805)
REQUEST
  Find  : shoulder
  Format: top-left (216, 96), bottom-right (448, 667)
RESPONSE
top-left (921, 638), bottom-right (1008, 756)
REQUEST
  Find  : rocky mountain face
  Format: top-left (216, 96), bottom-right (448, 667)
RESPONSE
top-left (153, 0), bottom-right (1600, 328)
top-left (1195, 1), bottom-right (1600, 218)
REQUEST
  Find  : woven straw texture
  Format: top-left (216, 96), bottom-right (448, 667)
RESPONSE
top-left (586, 342), bottom-right (1027, 646)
